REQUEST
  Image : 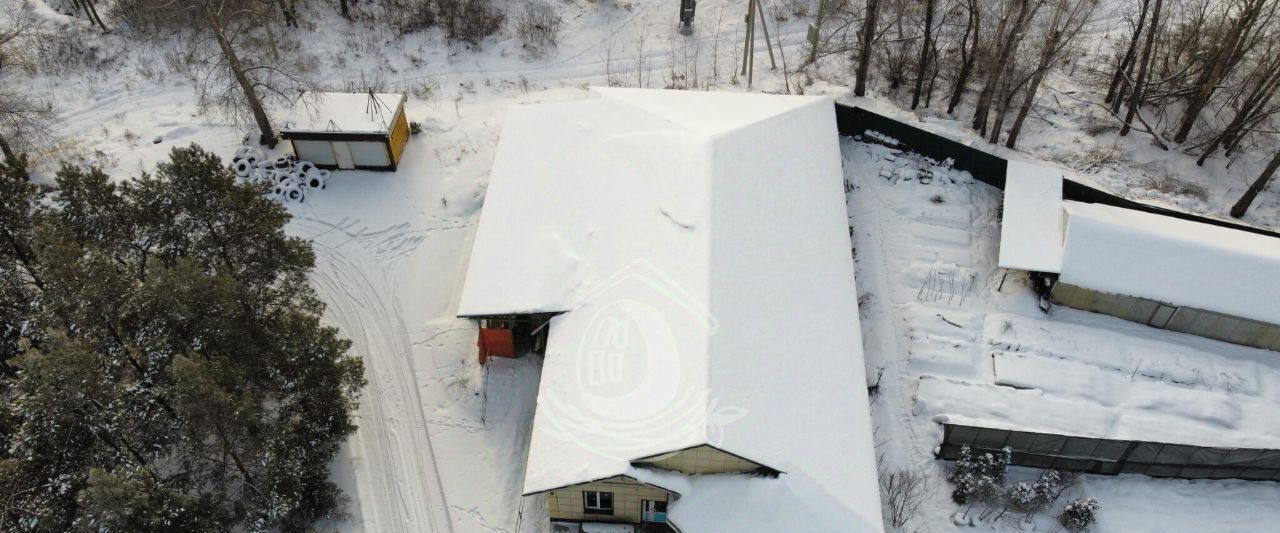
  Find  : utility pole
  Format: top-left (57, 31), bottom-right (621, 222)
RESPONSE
top-left (679, 0), bottom-right (697, 35)
top-left (807, 0), bottom-right (829, 67)
top-left (739, 0), bottom-right (777, 88)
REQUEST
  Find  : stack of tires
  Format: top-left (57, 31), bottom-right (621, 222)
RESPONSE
top-left (231, 147), bottom-right (331, 203)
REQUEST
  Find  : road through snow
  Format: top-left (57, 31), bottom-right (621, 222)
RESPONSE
top-left (294, 216), bottom-right (453, 533)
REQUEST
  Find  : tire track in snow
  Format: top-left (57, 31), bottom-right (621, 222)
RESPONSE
top-left (293, 216), bottom-right (453, 533)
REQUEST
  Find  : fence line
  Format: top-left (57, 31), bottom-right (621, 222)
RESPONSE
top-left (939, 423), bottom-right (1280, 482)
top-left (832, 103), bottom-right (1280, 241)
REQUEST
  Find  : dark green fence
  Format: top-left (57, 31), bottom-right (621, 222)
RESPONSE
top-left (833, 103), bottom-right (1280, 240)
top-left (939, 423), bottom-right (1280, 481)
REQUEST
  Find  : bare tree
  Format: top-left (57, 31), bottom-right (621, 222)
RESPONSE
top-left (633, 25), bottom-right (651, 88)
top-left (194, 0), bottom-right (291, 145)
top-left (877, 0), bottom-right (915, 91)
top-left (880, 464), bottom-right (928, 529)
top-left (108, 0), bottom-right (312, 145)
top-left (1105, 0), bottom-right (1151, 107)
top-left (946, 0), bottom-right (981, 114)
top-left (911, 0), bottom-right (937, 109)
top-left (1005, 0), bottom-right (1096, 148)
top-left (1231, 149), bottom-right (1280, 217)
top-left (972, 0), bottom-right (1041, 136)
top-left (1198, 41), bottom-right (1280, 164)
top-left (804, 0), bottom-right (864, 70)
top-left (1120, 0), bottom-right (1162, 137)
top-left (0, 10), bottom-right (54, 164)
top-left (1172, 0), bottom-right (1278, 143)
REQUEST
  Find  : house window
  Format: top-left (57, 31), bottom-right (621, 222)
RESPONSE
top-left (582, 491), bottom-right (614, 515)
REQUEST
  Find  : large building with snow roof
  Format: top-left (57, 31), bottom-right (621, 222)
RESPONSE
top-left (999, 162), bottom-right (1280, 351)
top-left (457, 88), bottom-right (884, 532)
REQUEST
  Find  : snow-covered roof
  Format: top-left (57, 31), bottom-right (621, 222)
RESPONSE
top-left (458, 88), bottom-right (883, 532)
top-left (281, 91), bottom-right (404, 134)
top-left (997, 161), bottom-right (1064, 273)
top-left (1060, 201), bottom-right (1280, 325)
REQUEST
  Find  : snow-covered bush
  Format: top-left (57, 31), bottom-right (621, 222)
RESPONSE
top-left (1006, 481), bottom-right (1039, 511)
top-left (387, 0), bottom-right (503, 43)
top-left (1006, 470), bottom-right (1064, 513)
top-left (1059, 497), bottom-right (1100, 531)
top-left (514, 1), bottom-right (562, 53)
top-left (437, 0), bottom-right (505, 44)
top-left (947, 445), bottom-right (1010, 504)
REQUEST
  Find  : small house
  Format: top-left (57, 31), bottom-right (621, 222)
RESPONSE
top-left (998, 162), bottom-right (1280, 351)
top-left (280, 91), bottom-right (410, 171)
top-left (457, 88), bottom-right (884, 532)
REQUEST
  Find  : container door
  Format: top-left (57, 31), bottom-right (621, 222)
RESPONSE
top-left (292, 140), bottom-right (337, 166)
top-left (641, 499), bottom-right (668, 522)
top-left (1148, 304), bottom-right (1177, 328)
top-left (349, 141), bottom-right (391, 168)
top-left (333, 141), bottom-right (355, 169)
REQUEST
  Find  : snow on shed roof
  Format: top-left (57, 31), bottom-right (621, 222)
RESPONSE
top-left (997, 161), bottom-right (1064, 273)
top-left (281, 91), bottom-right (404, 134)
top-left (1060, 201), bottom-right (1280, 325)
top-left (458, 88), bottom-right (883, 531)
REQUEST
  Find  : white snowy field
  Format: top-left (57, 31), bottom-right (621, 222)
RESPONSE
top-left (10, 0), bottom-right (1280, 531)
top-left (845, 139), bottom-right (1280, 532)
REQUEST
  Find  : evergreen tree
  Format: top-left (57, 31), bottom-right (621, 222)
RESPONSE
top-left (0, 145), bottom-right (365, 532)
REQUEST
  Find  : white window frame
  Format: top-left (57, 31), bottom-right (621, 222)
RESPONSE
top-left (582, 490), bottom-right (614, 515)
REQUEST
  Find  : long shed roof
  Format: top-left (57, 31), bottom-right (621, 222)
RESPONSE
top-left (1059, 200), bottom-right (1280, 325)
top-left (997, 161), bottom-right (1280, 326)
top-left (458, 88), bottom-right (883, 532)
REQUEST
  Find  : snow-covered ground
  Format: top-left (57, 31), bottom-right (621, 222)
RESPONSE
top-left (14, 0), bottom-right (1280, 530)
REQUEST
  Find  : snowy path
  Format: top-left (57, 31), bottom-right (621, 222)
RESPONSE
top-left (294, 216), bottom-right (454, 533)
top-left (846, 139), bottom-right (1000, 468)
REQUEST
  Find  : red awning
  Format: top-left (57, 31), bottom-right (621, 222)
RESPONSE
top-left (477, 328), bottom-right (516, 364)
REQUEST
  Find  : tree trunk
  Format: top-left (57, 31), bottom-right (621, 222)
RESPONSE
top-left (75, 0), bottom-right (109, 32)
top-left (1105, 0), bottom-right (1150, 105)
top-left (911, 0), bottom-right (936, 109)
top-left (947, 1), bottom-right (980, 114)
top-left (806, 0), bottom-right (828, 67)
top-left (340, 0), bottom-right (350, 19)
top-left (988, 89), bottom-right (1015, 144)
top-left (0, 131), bottom-right (14, 164)
top-left (1005, 67), bottom-right (1049, 148)
top-left (200, 0), bottom-right (277, 146)
top-left (973, 0), bottom-right (1031, 135)
top-left (1231, 150), bottom-right (1280, 218)
top-left (1121, 0), bottom-right (1161, 137)
top-left (855, 0), bottom-right (880, 97)
top-left (925, 41), bottom-right (939, 108)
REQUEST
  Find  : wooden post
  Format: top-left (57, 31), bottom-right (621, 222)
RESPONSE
top-left (755, 0), bottom-right (777, 70)
top-left (741, 0), bottom-right (755, 82)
